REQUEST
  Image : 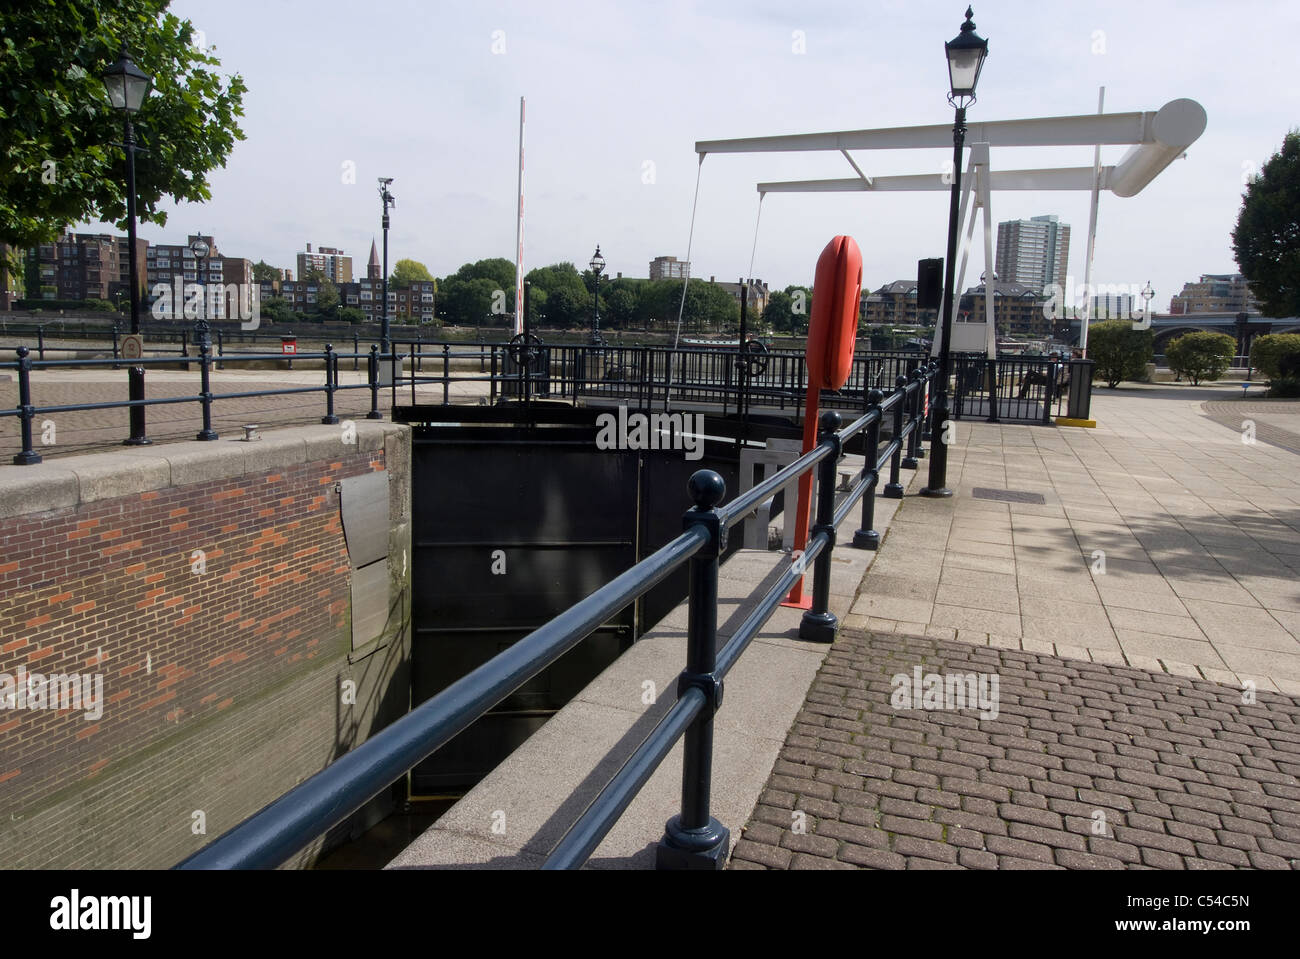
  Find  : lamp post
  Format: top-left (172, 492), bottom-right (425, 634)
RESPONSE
top-left (190, 236), bottom-right (217, 440)
top-left (1140, 279), bottom-right (1154, 332)
top-left (102, 46), bottom-right (153, 446)
top-left (378, 177), bottom-right (395, 357)
top-left (588, 245), bottom-right (605, 346)
top-left (921, 7), bottom-right (988, 499)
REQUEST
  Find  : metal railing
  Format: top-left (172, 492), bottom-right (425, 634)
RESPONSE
top-left (174, 363), bottom-right (937, 870)
top-left (2, 342), bottom-right (397, 464)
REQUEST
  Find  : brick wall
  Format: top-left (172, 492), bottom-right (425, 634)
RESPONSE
top-left (0, 423), bottom-right (411, 867)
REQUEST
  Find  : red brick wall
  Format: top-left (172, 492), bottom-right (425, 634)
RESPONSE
top-left (0, 444), bottom-right (395, 864)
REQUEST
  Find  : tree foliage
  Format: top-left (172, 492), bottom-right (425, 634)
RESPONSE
top-left (1165, 331), bottom-right (1235, 386)
top-left (390, 258), bottom-right (433, 285)
top-left (1250, 332), bottom-right (1300, 379)
top-left (251, 260), bottom-right (280, 284)
top-left (0, 0), bottom-right (247, 246)
top-left (1089, 320), bottom-right (1152, 388)
top-left (1233, 132), bottom-right (1300, 318)
top-left (314, 278), bottom-right (339, 314)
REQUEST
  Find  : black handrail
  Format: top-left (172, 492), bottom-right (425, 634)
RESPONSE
top-left (175, 361), bottom-right (938, 871)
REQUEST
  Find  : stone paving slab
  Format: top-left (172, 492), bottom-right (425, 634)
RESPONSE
top-left (847, 386), bottom-right (1300, 695)
top-left (729, 627), bottom-right (1300, 870)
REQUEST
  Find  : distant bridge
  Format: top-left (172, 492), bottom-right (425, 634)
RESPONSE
top-left (1146, 312), bottom-right (1300, 353)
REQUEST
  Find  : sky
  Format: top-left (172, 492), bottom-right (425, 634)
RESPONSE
top-left (78, 0), bottom-right (1299, 310)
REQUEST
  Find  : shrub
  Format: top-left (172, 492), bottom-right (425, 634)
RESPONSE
top-left (1165, 331), bottom-right (1236, 385)
top-left (1250, 333), bottom-right (1300, 379)
top-left (1089, 320), bottom-right (1153, 388)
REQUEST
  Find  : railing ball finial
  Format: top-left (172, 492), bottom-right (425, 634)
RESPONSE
top-left (16, 346), bottom-right (29, 358)
top-left (868, 387), bottom-right (884, 406)
top-left (687, 469), bottom-right (726, 510)
top-left (819, 409), bottom-right (842, 433)
top-left (896, 374), bottom-right (908, 390)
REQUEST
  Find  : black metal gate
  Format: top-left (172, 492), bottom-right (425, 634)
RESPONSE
top-left (399, 407), bottom-right (746, 795)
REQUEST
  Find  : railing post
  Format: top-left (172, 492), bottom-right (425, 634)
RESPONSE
top-left (353, 333), bottom-right (360, 372)
top-left (1043, 361), bottom-right (1057, 425)
top-left (657, 469), bottom-right (729, 871)
top-left (416, 335), bottom-right (423, 373)
top-left (366, 344), bottom-right (382, 419)
top-left (196, 324), bottom-right (217, 441)
top-left (883, 375), bottom-right (906, 498)
top-left (443, 343), bottom-right (451, 405)
top-left (902, 368), bottom-right (921, 470)
top-left (853, 389), bottom-right (884, 549)
top-left (37, 326), bottom-right (45, 361)
top-left (13, 347), bottom-right (42, 465)
top-left (112, 325), bottom-right (120, 368)
top-left (490, 345), bottom-right (498, 404)
top-left (986, 355), bottom-right (1000, 423)
top-left (321, 344), bottom-right (339, 425)
top-left (800, 410), bottom-right (842, 643)
top-left (216, 329), bottom-right (224, 371)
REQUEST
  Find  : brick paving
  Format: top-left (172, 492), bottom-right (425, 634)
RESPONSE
top-left (728, 627), bottom-right (1300, 870)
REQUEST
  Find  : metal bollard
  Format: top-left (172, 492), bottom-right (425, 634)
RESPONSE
top-left (366, 344), bottom-right (382, 420)
top-left (442, 344), bottom-right (451, 405)
top-left (853, 389), bottom-right (884, 549)
top-left (800, 410), bottom-right (843, 643)
top-left (13, 347), bottom-right (41, 465)
top-left (657, 469), bottom-right (729, 871)
top-left (321, 344), bottom-right (339, 425)
top-left (883, 375), bottom-right (907, 498)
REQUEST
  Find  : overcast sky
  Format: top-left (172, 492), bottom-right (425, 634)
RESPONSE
top-left (80, 0), bottom-right (1297, 309)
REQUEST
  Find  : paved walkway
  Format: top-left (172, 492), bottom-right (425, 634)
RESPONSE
top-left (849, 386), bottom-right (1300, 694)
top-left (731, 627), bottom-right (1300, 870)
top-left (733, 384), bottom-right (1300, 870)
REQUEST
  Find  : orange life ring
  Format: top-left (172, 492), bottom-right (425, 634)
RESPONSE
top-left (806, 235), bottom-right (862, 390)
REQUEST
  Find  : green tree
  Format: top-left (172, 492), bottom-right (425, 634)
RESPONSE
top-left (337, 306), bottom-right (366, 325)
top-left (0, 1), bottom-right (246, 247)
top-left (1233, 131), bottom-right (1300, 317)
top-left (1089, 319), bottom-right (1153, 388)
top-left (391, 258), bottom-right (433, 285)
top-left (604, 288), bottom-right (637, 330)
top-left (1165, 331), bottom-right (1235, 386)
top-left (1250, 332), bottom-right (1300, 379)
top-left (313, 278), bottom-right (339, 315)
top-left (260, 297), bottom-right (295, 326)
top-left (251, 260), bottom-right (281, 284)
top-left (1, 246), bottom-right (26, 301)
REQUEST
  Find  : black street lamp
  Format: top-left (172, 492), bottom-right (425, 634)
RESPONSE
top-left (190, 236), bottom-right (217, 440)
top-left (378, 177), bottom-right (395, 356)
top-left (589, 245), bottom-right (605, 346)
top-left (102, 45), bottom-right (153, 445)
top-left (921, 7), bottom-right (988, 499)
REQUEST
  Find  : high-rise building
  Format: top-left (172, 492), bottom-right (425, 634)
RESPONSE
top-left (30, 232), bottom-right (147, 303)
top-left (995, 215), bottom-right (1070, 293)
top-left (1168, 274), bottom-right (1259, 314)
top-left (296, 243), bottom-right (353, 283)
top-left (649, 255), bottom-right (690, 281)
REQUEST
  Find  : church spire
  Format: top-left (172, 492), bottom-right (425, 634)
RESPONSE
top-left (368, 238), bottom-right (381, 280)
